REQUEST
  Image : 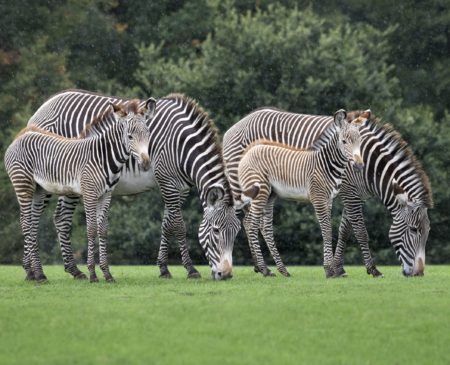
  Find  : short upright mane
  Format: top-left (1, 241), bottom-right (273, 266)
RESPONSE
top-left (79, 100), bottom-right (141, 138)
top-left (348, 110), bottom-right (433, 208)
top-left (160, 93), bottom-right (232, 201)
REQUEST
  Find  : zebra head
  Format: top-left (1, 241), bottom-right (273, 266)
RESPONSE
top-left (390, 182), bottom-right (430, 276)
top-left (334, 109), bottom-right (368, 170)
top-left (111, 101), bottom-right (154, 171)
top-left (199, 184), bottom-right (241, 280)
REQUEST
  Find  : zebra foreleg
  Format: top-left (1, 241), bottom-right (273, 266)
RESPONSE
top-left (260, 198), bottom-right (290, 277)
top-left (54, 196), bottom-right (87, 279)
top-left (338, 204), bottom-right (382, 277)
top-left (333, 210), bottom-right (351, 277)
top-left (157, 198), bottom-right (199, 279)
top-left (312, 198), bottom-right (335, 278)
top-left (84, 197), bottom-right (99, 283)
top-left (244, 190), bottom-right (275, 277)
top-left (96, 192), bottom-right (114, 282)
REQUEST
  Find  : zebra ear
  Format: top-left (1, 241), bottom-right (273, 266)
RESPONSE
top-left (206, 184), bottom-right (225, 208)
top-left (144, 97), bottom-right (157, 119)
top-left (333, 109), bottom-right (347, 129)
top-left (109, 102), bottom-right (127, 118)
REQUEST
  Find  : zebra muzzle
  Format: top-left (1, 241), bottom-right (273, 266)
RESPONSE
top-left (139, 153), bottom-right (151, 171)
top-left (353, 155), bottom-right (364, 171)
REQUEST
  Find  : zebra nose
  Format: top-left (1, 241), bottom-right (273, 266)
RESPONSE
top-left (353, 155), bottom-right (364, 171)
top-left (140, 153), bottom-right (151, 171)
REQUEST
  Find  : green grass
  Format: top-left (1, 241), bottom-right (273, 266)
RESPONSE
top-left (0, 265), bottom-right (449, 365)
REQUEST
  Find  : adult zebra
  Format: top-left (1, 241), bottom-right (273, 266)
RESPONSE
top-left (28, 89), bottom-right (240, 280)
top-left (223, 108), bottom-right (432, 277)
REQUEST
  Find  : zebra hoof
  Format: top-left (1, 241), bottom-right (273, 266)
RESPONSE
top-left (187, 270), bottom-right (201, 279)
top-left (280, 270), bottom-right (291, 277)
top-left (367, 266), bottom-right (383, 277)
top-left (74, 272), bottom-right (88, 280)
top-left (25, 272), bottom-right (36, 281)
top-left (263, 269), bottom-right (276, 277)
top-left (159, 272), bottom-right (173, 279)
top-left (333, 267), bottom-right (348, 278)
top-left (90, 276), bottom-right (99, 283)
top-left (253, 266), bottom-right (260, 273)
top-left (324, 267), bottom-right (335, 278)
top-left (36, 275), bottom-right (48, 284)
top-left (105, 276), bottom-right (116, 283)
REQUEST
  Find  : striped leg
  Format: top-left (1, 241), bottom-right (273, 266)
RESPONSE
top-left (157, 186), bottom-right (199, 279)
top-left (54, 196), bottom-right (87, 279)
top-left (83, 197), bottom-right (99, 283)
top-left (311, 197), bottom-right (335, 278)
top-left (96, 192), bottom-right (114, 282)
top-left (335, 204), bottom-right (383, 277)
top-left (259, 197), bottom-right (291, 277)
top-left (244, 186), bottom-right (275, 277)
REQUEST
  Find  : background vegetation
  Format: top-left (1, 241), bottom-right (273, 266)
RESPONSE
top-left (0, 0), bottom-right (449, 267)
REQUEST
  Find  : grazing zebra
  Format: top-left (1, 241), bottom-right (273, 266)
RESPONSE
top-left (238, 110), bottom-right (365, 278)
top-left (5, 102), bottom-right (153, 282)
top-left (223, 108), bottom-right (432, 277)
top-left (28, 89), bottom-right (240, 280)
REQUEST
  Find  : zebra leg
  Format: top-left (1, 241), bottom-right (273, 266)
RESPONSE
top-left (241, 206), bottom-right (260, 273)
top-left (333, 210), bottom-right (352, 277)
top-left (339, 203), bottom-right (382, 277)
top-left (54, 196), bottom-right (87, 279)
top-left (157, 188), bottom-right (199, 279)
top-left (312, 198), bottom-right (335, 278)
top-left (18, 198), bottom-right (35, 281)
top-left (96, 192), bottom-right (115, 282)
top-left (260, 197), bottom-right (291, 277)
top-left (244, 188), bottom-right (274, 277)
top-left (83, 197), bottom-right (99, 283)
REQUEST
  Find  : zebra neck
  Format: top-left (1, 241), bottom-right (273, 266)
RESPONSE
top-left (98, 122), bottom-right (130, 172)
top-left (316, 132), bottom-right (348, 178)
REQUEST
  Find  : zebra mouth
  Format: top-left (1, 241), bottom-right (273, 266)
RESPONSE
top-left (139, 153), bottom-right (151, 171)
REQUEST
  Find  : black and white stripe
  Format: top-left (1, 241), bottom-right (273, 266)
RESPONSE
top-left (237, 110), bottom-right (365, 277)
top-left (28, 89), bottom-right (240, 280)
top-left (5, 104), bottom-right (152, 282)
top-left (223, 108), bottom-right (432, 277)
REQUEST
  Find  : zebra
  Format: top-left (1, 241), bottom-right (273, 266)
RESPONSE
top-left (223, 108), bottom-right (433, 277)
top-left (5, 101), bottom-right (153, 282)
top-left (28, 89), bottom-right (240, 280)
top-left (237, 110), bottom-right (366, 278)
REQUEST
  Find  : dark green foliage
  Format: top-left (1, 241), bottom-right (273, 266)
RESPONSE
top-left (0, 0), bottom-right (448, 266)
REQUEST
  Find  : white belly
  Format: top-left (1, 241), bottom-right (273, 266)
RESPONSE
top-left (271, 179), bottom-right (309, 201)
top-left (112, 167), bottom-right (157, 195)
top-left (35, 176), bottom-right (82, 195)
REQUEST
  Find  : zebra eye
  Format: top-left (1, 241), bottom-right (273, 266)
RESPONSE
top-left (212, 227), bottom-right (220, 235)
top-left (410, 226), bottom-right (418, 234)
top-left (127, 134), bottom-right (133, 140)
top-left (342, 140), bottom-right (347, 144)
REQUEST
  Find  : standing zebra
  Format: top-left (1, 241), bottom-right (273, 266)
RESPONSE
top-left (223, 108), bottom-right (432, 277)
top-left (238, 110), bottom-right (365, 277)
top-left (5, 102), bottom-right (153, 282)
top-left (28, 89), bottom-right (240, 280)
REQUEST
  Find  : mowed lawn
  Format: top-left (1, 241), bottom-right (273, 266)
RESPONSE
top-left (0, 265), bottom-right (449, 365)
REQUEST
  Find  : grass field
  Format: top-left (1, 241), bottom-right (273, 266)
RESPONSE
top-left (0, 265), bottom-right (449, 365)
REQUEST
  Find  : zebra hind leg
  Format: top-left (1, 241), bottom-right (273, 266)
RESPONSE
top-left (54, 196), bottom-right (87, 279)
top-left (260, 198), bottom-right (290, 277)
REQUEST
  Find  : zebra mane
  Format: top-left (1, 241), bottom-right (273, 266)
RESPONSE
top-left (14, 126), bottom-right (71, 141)
top-left (78, 100), bottom-right (141, 139)
top-left (348, 110), bottom-right (433, 208)
top-left (161, 93), bottom-right (233, 204)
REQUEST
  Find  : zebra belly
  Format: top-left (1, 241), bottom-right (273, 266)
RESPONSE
top-left (34, 175), bottom-right (82, 195)
top-left (112, 168), bottom-right (157, 196)
top-left (270, 179), bottom-right (310, 201)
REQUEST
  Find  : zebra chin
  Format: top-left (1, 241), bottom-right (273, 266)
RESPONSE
top-left (402, 256), bottom-right (425, 277)
top-left (211, 258), bottom-right (233, 280)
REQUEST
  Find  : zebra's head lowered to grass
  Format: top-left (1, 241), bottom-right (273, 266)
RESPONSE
top-left (110, 100), bottom-right (155, 171)
top-left (390, 182), bottom-right (431, 276)
top-left (199, 184), bottom-right (241, 280)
